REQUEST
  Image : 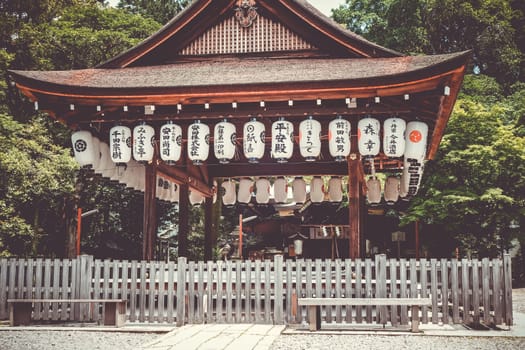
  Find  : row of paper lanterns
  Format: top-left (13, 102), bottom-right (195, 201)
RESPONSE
top-left (72, 117), bottom-right (429, 167)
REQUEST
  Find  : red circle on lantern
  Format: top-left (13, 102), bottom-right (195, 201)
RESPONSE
top-left (409, 130), bottom-right (422, 143)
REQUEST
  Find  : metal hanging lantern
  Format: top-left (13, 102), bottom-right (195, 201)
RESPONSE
top-left (109, 125), bottom-right (132, 165)
top-left (328, 177), bottom-right (343, 202)
top-left (243, 118), bottom-right (265, 163)
top-left (310, 176), bottom-right (325, 203)
top-left (187, 120), bottom-right (210, 165)
top-left (384, 176), bottom-right (400, 204)
top-left (133, 123), bottom-right (155, 163)
top-left (328, 116), bottom-right (351, 162)
top-left (299, 116), bottom-right (321, 161)
top-left (273, 177), bottom-right (288, 203)
top-left (160, 122), bottom-right (182, 164)
top-left (292, 177), bottom-right (306, 204)
top-left (222, 180), bottom-right (237, 206)
top-left (255, 177), bottom-right (271, 204)
top-left (358, 117), bottom-right (380, 157)
top-left (383, 117), bottom-right (406, 158)
top-left (366, 177), bottom-right (382, 204)
top-left (189, 190), bottom-right (204, 206)
top-left (238, 177), bottom-right (253, 204)
top-left (214, 119), bottom-right (236, 164)
top-left (271, 117), bottom-right (294, 163)
top-left (405, 121), bottom-right (428, 161)
top-left (71, 130), bottom-right (96, 167)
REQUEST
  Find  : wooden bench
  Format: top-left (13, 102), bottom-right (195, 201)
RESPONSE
top-left (298, 297), bottom-right (432, 333)
top-left (7, 299), bottom-right (127, 327)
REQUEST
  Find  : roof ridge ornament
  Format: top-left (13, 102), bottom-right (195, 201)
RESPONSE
top-left (235, 0), bottom-right (258, 28)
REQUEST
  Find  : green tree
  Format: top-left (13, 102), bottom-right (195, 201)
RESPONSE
top-left (117, 0), bottom-right (190, 24)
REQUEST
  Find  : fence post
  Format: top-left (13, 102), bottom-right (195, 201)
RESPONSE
top-left (274, 255), bottom-right (284, 324)
top-left (503, 254), bottom-right (513, 326)
top-left (375, 254), bottom-right (387, 324)
top-left (176, 257), bottom-right (187, 327)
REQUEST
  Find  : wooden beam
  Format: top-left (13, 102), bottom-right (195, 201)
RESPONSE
top-left (157, 162), bottom-right (213, 197)
top-left (208, 161), bottom-right (348, 178)
top-left (143, 162), bottom-right (157, 261)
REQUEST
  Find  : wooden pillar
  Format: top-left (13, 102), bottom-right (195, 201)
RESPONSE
top-left (348, 155), bottom-right (362, 259)
top-left (143, 162), bottom-right (157, 261)
top-left (178, 184), bottom-right (189, 258)
top-left (204, 194), bottom-right (214, 261)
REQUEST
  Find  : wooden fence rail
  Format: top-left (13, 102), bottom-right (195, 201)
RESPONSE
top-left (0, 255), bottom-right (513, 327)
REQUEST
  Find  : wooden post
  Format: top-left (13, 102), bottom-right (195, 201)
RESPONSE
top-left (348, 154), bottom-right (361, 259)
top-left (415, 220), bottom-right (420, 259)
top-left (204, 194), bottom-right (214, 261)
top-left (239, 214), bottom-right (243, 259)
top-left (76, 208), bottom-right (82, 256)
top-left (178, 184), bottom-right (189, 258)
top-left (143, 162), bottom-right (157, 261)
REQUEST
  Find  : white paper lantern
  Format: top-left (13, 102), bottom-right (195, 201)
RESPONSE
top-left (243, 118), bottom-right (265, 163)
top-left (255, 177), bottom-right (271, 204)
top-left (294, 239), bottom-right (303, 256)
top-left (328, 116), bottom-right (351, 162)
top-left (271, 118), bottom-right (294, 163)
top-left (187, 120), bottom-right (210, 165)
top-left (399, 170), bottom-right (408, 199)
top-left (310, 176), bottom-right (325, 203)
top-left (189, 190), bottom-right (204, 206)
top-left (160, 122), bottom-right (182, 164)
top-left (238, 178), bottom-right (253, 204)
top-left (405, 121), bottom-right (428, 161)
top-left (170, 183), bottom-right (180, 203)
top-left (156, 176), bottom-right (167, 201)
top-left (404, 158), bottom-right (425, 197)
top-left (90, 136), bottom-right (102, 172)
top-left (71, 130), bottom-right (96, 167)
top-left (213, 180), bottom-right (218, 204)
top-left (273, 177), bottom-right (288, 203)
top-left (292, 177), bottom-right (306, 204)
top-left (366, 177), bottom-right (381, 204)
top-left (358, 117), bottom-right (380, 157)
top-left (328, 177), bottom-right (343, 202)
top-left (109, 125), bottom-right (132, 164)
top-left (299, 116), bottom-right (321, 161)
top-left (383, 117), bottom-right (406, 158)
top-left (384, 176), bottom-right (400, 204)
top-left (133, 123), bottom-right (155, 162)
top-left (222, 180), bottom-right (237, 206)
top-left (214, 120), bottom-right (236, 164)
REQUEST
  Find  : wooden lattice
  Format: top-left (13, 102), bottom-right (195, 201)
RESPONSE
top-left (179, 13), bottom-right (317, 55)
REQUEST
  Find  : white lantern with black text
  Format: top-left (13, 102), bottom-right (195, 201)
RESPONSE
top-left (328, 177), bottom-right (343, 202)
top-left (405, 121), bottom-right (428, 161)
top-left (243, 118), bottom-right (265, 163)
top-left (299, 116), bottom-right (321, 161)
top-left (273, 177), bottom-right (288, 203)
top-left (189, 190), bottom-right (204, 206)
top-left (255, 177), bottom-right (271, 204)
top-left (366, 177), bottom-right (381, 204)
top-left (109, 125), bottom-right (132, 165)
top-left (403, 158), bottom-right (425, 197)
top-left (187, 120), bottom-right (210, 165)
top-left (358, 117), bottom-right (380, 157)
top-left (71, 130), bottom-right (96, 167)
top-left (171, 183), bottom-right (180, 203)
top-left (383, 117), bottom-right (406, 158)
top-left (328, 116), bottom-right (351, 162)
top-left (310, 176), bottom-right (325, 203)
top-left (160, 122), bottom-right (182, 164)
top-left (292, 177), bottom-right (306, 204)
top-left (133, 123), bottom-right (155, 162)
top-left (214, 119), bottom-right (236, 164)
top-left (222, 180), bottom-right (236, 206)
top-left (271, 118), bottom-right (294, 163)
top-left (238, 178), bottom-right (253, 204)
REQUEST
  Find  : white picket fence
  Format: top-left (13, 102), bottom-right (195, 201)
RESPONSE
top-left (0, 255), bottom-right (513, 326)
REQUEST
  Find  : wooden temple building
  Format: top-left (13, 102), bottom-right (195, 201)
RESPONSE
top-left (9, 0), bottom-right (469, 261)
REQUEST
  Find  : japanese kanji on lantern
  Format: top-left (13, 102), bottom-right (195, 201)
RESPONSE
top-left (271, 117), bottom-right (294, 163)
top-left (71, 130), bottom-right (96, 167)
top-left (328, 176), bottom-right (343, 202)
top-left (405, 121), bottom-right (428, 161)
top-left (292, 177), bottom-right (306, 204)
top-left (273, 177), bottom-right (288, 203)
top-left (238, 177), bottom-right (253, 204)
top-left (328, 116), bottom-right (351, 162)
top-left (188, 120), bottom-right (210, 165)
top-left (214, 119), bottom-right (236, 164)
top-left (133, 123), bottom-right (155, 162)
top-left (384, 176), bottom-right (400, 204)
top-left (366, 177), bottom-right (381, 204)
top-left (358, 117), bottom-right (380, 157)
top-left (255, 177), bottom-right (271, 204)
top-left (222, 180), bottom-right (237, 206)
top-left (109, 125), bottom-right (132, 165)
top-left (160, 122), bottom-right (182, 164)
top-left (299, 116), bottom-right (321, 161)
top-left (310, 176), bottom-right (325, 203)
top-left (243, 118), bottom-right (265, 163)
top-left (403, 158), bottom-right (425, 197)
top-left (383, 117), bottom-right (406, 158)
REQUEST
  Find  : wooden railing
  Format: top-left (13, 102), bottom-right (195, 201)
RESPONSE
top-left (0, 255), bottom-right (513, 326)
